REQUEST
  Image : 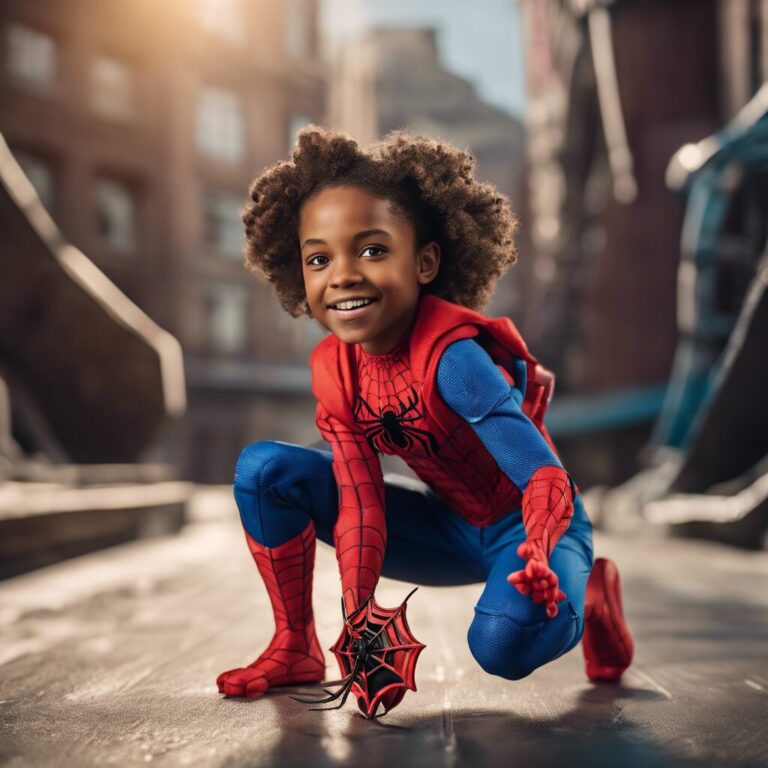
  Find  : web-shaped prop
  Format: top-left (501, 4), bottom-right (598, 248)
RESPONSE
top-left (293, 588), bottom-right (425, 719)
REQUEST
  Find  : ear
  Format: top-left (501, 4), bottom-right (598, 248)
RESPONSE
top-left (416, 242), bottom-right (441, 285)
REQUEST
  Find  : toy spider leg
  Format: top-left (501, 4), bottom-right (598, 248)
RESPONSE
top-left (290, 596), bottom-right (375, 713)
top-left (292, 588), bottom-right (425, 719)
top-left (355, 386), bottom-right (420, 421)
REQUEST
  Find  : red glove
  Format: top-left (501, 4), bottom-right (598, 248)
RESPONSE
top-left (507, 466), bottom-right (574, 618)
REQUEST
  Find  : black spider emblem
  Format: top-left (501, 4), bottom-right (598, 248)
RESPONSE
top-left (354, 387), bottom-right (440, 456)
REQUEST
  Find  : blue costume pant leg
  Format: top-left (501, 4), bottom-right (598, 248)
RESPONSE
top-left (233, 440), bottom-right (484, 585)
top-left (467, 495), bottom-right (594, 680)
top-left (234, 440), bottom-right (593, 679)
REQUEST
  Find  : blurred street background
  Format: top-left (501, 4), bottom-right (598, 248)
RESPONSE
top-left (1, 1), bottom-right (767, 766)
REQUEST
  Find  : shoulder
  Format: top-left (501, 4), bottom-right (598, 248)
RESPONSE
top-left (436, 339), bottom-right (516, 422)
top-left (416, 294), bottom-right (534, 374)
top-left (309, 333), bottom-right (350, 417)
top-left (309, 333), bottom-right (347, 391)
top-left (412, 295), bottom-right (482, 380)
top-left (309, 333), bottom-right (340, 371)
top-left (437, 337), bottom-right (495, 370)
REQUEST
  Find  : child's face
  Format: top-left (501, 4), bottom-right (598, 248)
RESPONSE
top-left (299, 185), bottom-right (440, 354)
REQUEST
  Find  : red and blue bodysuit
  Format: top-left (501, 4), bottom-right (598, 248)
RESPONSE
top-left (217, 294), bottom-right (634, 705)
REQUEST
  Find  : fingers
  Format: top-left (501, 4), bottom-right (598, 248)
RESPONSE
top-left (508, 573), bottom-right (533, 595)
top-left (545, 588), bottom-right (568, 618)
top-left (508, 568), bottom-right (555, 598)
top-left (507, 564), bottom-right (568, 619)
top-left (507, 567), bottom-right (555, 588)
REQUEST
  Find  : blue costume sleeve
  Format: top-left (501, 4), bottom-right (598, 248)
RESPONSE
top-left (436, 338), bottom-right (562, 492)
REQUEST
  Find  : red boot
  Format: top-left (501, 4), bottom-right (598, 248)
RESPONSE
top-left (217, 521), bottom-right (325, 697)
top-left (582, 557), bottom-right (634, 682)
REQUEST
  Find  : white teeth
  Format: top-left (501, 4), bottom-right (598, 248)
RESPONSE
top-left (333, 298), bottom-right (374, 310)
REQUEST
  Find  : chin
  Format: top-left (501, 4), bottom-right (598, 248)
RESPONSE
top-left (333, 327), bottom-right (370, 345)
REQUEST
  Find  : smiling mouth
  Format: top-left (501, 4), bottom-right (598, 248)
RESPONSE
top-left (328, 298), bottom-right (378, 311)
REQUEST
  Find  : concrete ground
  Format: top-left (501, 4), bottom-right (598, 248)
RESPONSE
top-left (1, 488), bottom-right (767, 768)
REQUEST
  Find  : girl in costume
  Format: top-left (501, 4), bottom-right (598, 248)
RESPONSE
top-left (216, 127), bottom-right (634, 717)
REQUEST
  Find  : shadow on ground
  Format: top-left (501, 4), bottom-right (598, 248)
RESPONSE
top-left (224, 682), bottom-right (708, 768)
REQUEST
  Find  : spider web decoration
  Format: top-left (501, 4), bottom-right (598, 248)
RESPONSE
top-left (333, 589), bottom-right (425, 718)
top-left (293, 589), bottom-right (425, 719)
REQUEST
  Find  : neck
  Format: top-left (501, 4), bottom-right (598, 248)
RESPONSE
top-left (362, 306), bottom-right (421, 357)
top-left (361, 326), bottom-right (411, 359)
top-left (360, 294), bottom-right (423, 357)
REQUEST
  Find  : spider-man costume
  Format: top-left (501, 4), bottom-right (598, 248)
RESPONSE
top-left (217, 294), bottom-right (634, 705)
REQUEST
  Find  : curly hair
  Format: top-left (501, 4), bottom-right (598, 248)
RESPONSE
top-left (242, 125), bottom-right (518, 317)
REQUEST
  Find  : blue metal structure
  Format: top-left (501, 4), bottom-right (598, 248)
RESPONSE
top-left (653, 84), bottom-right (768, 452)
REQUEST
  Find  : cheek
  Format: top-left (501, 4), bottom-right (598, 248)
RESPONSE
top-left (301, 272), bottom-right (320, 301)
top-left (389, 270), bottom-right (422, 299)
top-left (372, 261), bottom-right (418, 292)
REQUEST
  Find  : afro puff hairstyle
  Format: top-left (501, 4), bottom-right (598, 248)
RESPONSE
top-left (242, 125), bottom-right (518, 317)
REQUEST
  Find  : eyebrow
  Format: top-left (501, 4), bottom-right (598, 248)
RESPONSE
top-left (301, 228), bottom-right (392, 249)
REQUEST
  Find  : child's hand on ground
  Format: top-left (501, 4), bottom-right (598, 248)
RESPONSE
top-left (507, 541), bottom-right (567, 618)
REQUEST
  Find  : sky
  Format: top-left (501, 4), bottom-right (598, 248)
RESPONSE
top-left (319, 0), bottom-right (527, 118)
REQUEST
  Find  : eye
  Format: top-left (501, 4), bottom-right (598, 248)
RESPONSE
top-left (361, 245), bottom-right (386, 258)
top-left (306, 254), bottom-right (329, 267)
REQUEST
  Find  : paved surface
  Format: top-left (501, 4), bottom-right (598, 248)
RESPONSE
top-left (1, 488), bottom-right (767, 768)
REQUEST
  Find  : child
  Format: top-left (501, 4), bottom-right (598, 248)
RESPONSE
top-left (216, 126), bottom-right (634, 715)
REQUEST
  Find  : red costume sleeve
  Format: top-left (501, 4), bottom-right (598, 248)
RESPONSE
top-left (315, 402), bottom-right (387, 616)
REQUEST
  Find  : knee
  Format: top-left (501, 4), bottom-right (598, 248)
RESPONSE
top-left (468, 606), bottom-right (582, 681)
top-left (234, 441), bottom-right (317, 546)
top-left (234, 440), bottom-right (295, 492)
top-left (467, 611), bottom-right (538, 680)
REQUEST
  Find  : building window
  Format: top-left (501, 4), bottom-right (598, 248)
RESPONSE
top-left (284, 0), bottom-right (311, 59)
top-left (6, 24), bottom-right (56, 90)
top-left (92, 54), bottom-right (137, 123)
top-left (198, 0), bottom-right (245, 42)
top-left (288, 113), bottom-right (312, 153)
top-left (205, 282), bottom-right (248, 354)
top-left (14, 150), bottom-right (55, 212)
top-left (95, 178), bottom-right (137, 254)
top-left (204, 191), bottom-right (243, 257)
top-left (195, 86), bottom-right (245, 163)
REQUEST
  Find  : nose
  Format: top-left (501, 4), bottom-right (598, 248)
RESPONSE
top-left (328, 254), bottom-right (363, 289)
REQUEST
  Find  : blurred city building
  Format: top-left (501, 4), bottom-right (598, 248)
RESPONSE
top-left (0, 136), bottom-right (188, 576)
top-left (517, 0), bottom-right (716, 485)
top-left (329, 27), bottom-right (524, 199)
top-left (518, 0), bottom-right (768, 546)
top-left (0, 0), bottom-right (325, 484)
top-left (328, 25), bottom-right (525, 316)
